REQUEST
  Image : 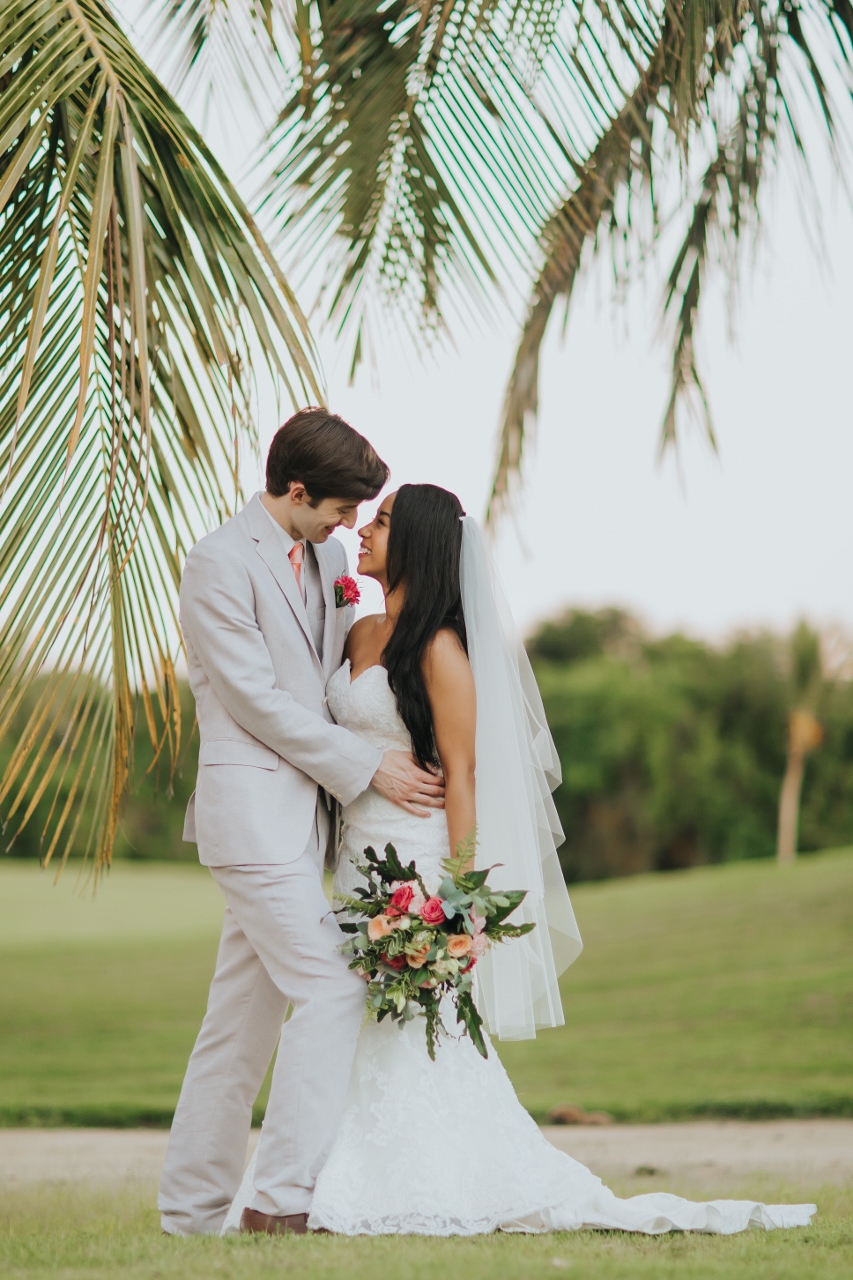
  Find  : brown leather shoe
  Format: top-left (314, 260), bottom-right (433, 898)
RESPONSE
top-left (240, 1207), bottom-right (309, 1236)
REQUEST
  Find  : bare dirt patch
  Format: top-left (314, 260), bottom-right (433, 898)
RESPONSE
top-left (2, 1119), bottom-right (851, 1190)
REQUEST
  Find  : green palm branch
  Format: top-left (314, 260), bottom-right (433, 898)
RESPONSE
top-left (488, 0), bottom-right (853, 516)
top-left (0, 0), bottom-right (322, 874)
top-left (143, 0), bottom-right (291, 116)
top-left (154, 0), bottom-right (853, 516)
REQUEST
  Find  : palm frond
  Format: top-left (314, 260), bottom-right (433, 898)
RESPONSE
top-left (267, 0), bottom-right (494, 350)
top-left (150, 0), bottom-right (853, 515)
top-left (658, 154), bottom-right (724, 453)
top-left (489, 0), bottom-right (853, 518)
top-left (143, 0), bottom-right (291, 114)
top-left (488, 33), bottom-right (667, 518)
top-left (659, 51), bottom-right (773, 453)
top-left (264, 0), bottom-right (658, 358)
top-left (0, 0), bottom-right (322, 875)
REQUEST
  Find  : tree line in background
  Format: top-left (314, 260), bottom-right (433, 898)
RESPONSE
top-left (531, 612), bottom-right (852, 881)
top-left (3, 612), bottom-right (850, 882)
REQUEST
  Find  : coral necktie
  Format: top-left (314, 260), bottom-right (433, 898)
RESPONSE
top-left (288, 541), bottom-right (304, 595)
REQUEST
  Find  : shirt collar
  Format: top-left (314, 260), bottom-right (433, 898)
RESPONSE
top-left (258, 493), bottom-right (303, 555)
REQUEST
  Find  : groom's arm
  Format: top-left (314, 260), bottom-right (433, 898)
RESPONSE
top-left (181, 541), bottom-right (381, 806)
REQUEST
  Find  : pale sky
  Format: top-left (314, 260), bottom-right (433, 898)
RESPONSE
top-left (299, 161), bottom-right (853, 643)
top-left (124, 4), bottom-right (853, 642)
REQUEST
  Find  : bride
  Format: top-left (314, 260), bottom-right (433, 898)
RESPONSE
top-left (224, 484), bottom-right (815, 1236)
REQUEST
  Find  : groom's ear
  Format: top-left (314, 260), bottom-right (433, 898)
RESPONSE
top-left (287, 481), bottom-right (309, 506)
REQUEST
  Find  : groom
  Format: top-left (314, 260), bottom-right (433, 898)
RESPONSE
top-left (158, 408), bottom-right (444, 1236)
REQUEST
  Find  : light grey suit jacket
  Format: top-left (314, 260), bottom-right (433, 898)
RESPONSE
top-left (179, 494), bottom-right (382, 866)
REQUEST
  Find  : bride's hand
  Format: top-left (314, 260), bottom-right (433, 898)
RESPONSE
top-left (371, 750), bottom-right (445, 817)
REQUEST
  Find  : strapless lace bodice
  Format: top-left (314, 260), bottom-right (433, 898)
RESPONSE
top-left (326, 660), bottom-right (412, 752)
top-left (326, 660), bottom-right (449, 897)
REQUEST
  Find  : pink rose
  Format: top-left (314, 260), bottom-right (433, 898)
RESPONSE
top-left (420, 897), bottom-right (446, 925)
top-left (470, 930), bottom-right (489, 957)
top-left (389, 884), bottom-right (414, 912)
top-left (334, 575), bottom-right (361, 607)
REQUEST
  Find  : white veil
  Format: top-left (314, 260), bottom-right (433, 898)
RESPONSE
top-left (460, 516), bottom-right (583, 1040)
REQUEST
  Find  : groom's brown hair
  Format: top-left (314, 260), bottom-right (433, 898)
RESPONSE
top-left (266, 407), bottom-right (388, 503)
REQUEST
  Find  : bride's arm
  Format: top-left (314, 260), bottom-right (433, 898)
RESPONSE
top-left (422, 630), bottom-right (476, 862)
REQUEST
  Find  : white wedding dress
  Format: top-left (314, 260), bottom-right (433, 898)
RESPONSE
top-left (222, 661), bottom-right (815, 1237)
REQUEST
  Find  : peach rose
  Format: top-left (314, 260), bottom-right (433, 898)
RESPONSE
top-left (367, 914), bottom-right (394, 942)
top-left (446, 934), bottom-right (472, 958)
top-left (405, 938), bottom-right (432, 968)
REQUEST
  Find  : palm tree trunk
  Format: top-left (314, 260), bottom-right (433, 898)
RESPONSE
top-left (777, 708), bottom-right (823, 864)
top-left (776, 748), bottom-right (805, 864)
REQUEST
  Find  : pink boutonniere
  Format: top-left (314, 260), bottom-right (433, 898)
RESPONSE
top-left (334, 574), bottom-right (360, 608)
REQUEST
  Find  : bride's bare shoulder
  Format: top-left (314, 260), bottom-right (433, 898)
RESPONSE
top-left (347, 613), bottom-right (384, 639)
top-left (344, 613), bottom-right (386, 661)
top-left (422, 630), bottom-right (475, 725)
top-left (422, 627), bottom-right (470, 676)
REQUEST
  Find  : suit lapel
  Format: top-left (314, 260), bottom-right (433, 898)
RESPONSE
top-left (245, 495), bottom-right (320, 666)
top-left (315, 542), bottom-right (339, 676)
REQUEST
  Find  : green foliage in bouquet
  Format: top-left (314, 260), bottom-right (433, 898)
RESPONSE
top-left (335, 835), bottom-right (534, 1060)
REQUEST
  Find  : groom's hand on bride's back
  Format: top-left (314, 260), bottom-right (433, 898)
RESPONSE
top-left (371, 752), bottom-right (445, 817)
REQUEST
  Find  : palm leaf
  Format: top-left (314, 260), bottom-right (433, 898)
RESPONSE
top-left (142, 0), bottom-right (291, 116)
top-left (0, 0), bottom-right (322, 876)
top-left (490, 0), bottom-right (853, 517)
top-left (488, 34), bottom-right (666, 518)
top-left (147, 0), bottom-right (853, 512)
top-left (263, 0), bottom-right (636, 354)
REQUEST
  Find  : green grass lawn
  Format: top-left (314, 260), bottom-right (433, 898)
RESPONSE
top-left (1, 849), bottom-right (851, 1125)
top-left (1, 1180), bottom-right (850, 1280)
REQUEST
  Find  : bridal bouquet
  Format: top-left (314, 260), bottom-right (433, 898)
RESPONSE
top-left (335, 839), bottom-right (535, 1059)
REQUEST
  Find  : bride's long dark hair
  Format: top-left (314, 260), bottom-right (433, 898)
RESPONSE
top-left (383, 484), bottom-right (467, 770)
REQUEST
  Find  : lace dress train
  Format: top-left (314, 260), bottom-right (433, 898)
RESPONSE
top-left (221, 662), bottom-right (815, 1237)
